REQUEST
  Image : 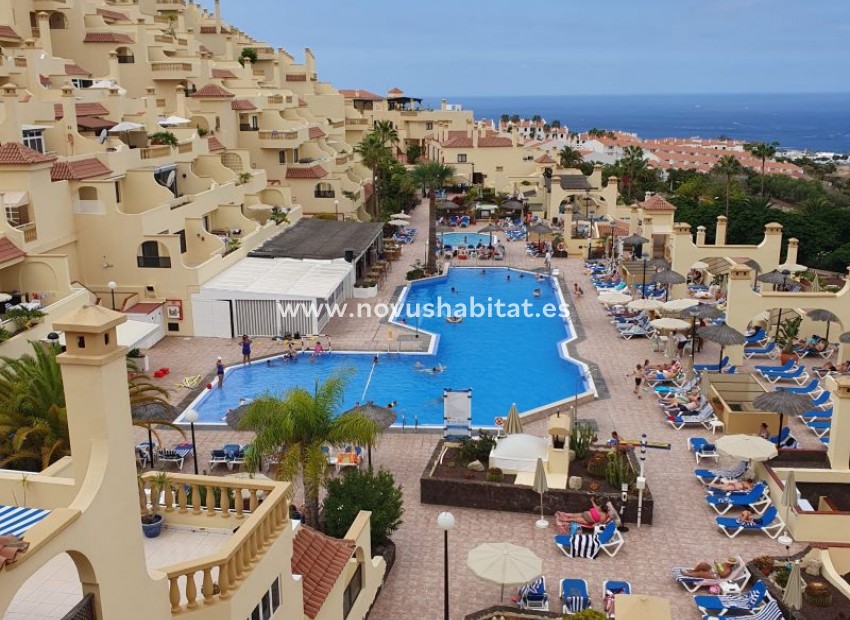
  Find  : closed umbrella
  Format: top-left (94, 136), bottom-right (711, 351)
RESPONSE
top-left (479, 223), bottom-right (502, 246)
top-left (662, 298), bottom-right (698, 313)
top-left (341, 401), bottom-right (396, 469)
top-left (781, 471), bottom-right (798, 518)
top-left (753, 391), bottom-right (812, 449)
top-left (652, 269), bottom-right (686, 301)
top-left (783, 562), bottom-right (804, 611)
top-left (715, 435), bottom-right (778, 462)
top-left (131, 400), bottom-right (179, 467)
top-left (615, 594), bottom-right (672, 620)
top-left (532, 457), bottom-right (548, 529)
top-left (650, 318), bottom-right (690, 331)
top-left (599, 292), bottom-right (632, 305)
top-left (502, 403), bottom-right (523, 435)
top-left (627, 299), bottom-right (662, 311)
top-left (807, 308), bottom-right (839, 342)
top-left (467, 542), bottom-right (542, 601)
top-left (699, 323), bottom-right (746, 369)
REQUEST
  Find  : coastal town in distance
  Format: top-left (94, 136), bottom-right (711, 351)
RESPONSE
top-left (0, 1), bottom-right (849, 619)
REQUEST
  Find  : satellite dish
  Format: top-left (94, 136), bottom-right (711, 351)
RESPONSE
top-left (98, 129), bottom-right (108, 144)
top-left (166, 170), bottom-right (176, 188)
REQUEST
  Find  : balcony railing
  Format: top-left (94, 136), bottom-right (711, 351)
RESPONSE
top-left (137, 256), bottom-right (172, 268)
top-left (140, 145), bottom-right (172, 160)
top-left (151, 61), bottom-right (193, 72)
top-left (239, 124), bottom-right (259, 132)
top-left (314, 190), bottom-right (335, 199)
top-left (267, 95), bottom-right (283, 104)
top-left (18, 222), bottom-right (37, 242)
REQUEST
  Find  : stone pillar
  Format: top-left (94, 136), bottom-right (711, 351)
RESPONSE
top-left (107, 50), bottom-right (119, 81)
top-left (589, 164), bottom-right (602, 189)
top-left (724, 266), bottom-right (754, 366)
top-left (61, 83), bottom-right (78, 156)
top-left (715, 216), bottom-right (728, 246)
top-left (224, 34), bottom-right (234, 61)
top-left (175, 84), bottom-right (187, 117)
top-left (547, 412), bottom-right (571, 477)
top-left (214, 0), bottom-right (222, 32)
top-left (36, 12), bottom-right (52, 57)
top-left (827, 377), bottom-right (850, 471)
top-left (786, 238), bottom-right (799, 266)
top-left (762, 222), bottom-right (784, 272)
top-left (628, 206), bottom-right (638, 235)
top-left (696, 225), bottom-right (706, 246)
top-left (0, 83), bottom-right (19, 144)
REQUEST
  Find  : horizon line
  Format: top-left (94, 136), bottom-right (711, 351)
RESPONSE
top-left (417, 91), bottom-right (850, 99)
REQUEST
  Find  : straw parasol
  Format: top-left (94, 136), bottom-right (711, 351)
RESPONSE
top-left (647, 257), bottom-right (671, 270)
top-left (807, 308), bottom-right (839, 342)
top-left (502, 403), bottom-right (523, 435)
top-left (650, 318), bottom-right (690, 332)
top-left (715, 435), bottom-right (777, 462)
top-left (131, 400), bottom-right (179, 467)
top-left (621, 234), bottom-right (648, 247)
top-left (628, 299), bottom-right (662, 311)
top-left (840, 331), bottom-right (850, 344)
top-left (615, 594), bottom-right (672, 620)
top-left (783, 562), bottom-right (804, 611)
top-left (599, 292), bottom-right (632, 305)
top-left (757, 270), bottom-right (788, 291)
top-left (501, 199), bottom-right (525, 212)
top-left (528, 222), bottom-right (552, 244)
top-left (467, 542), bottom-right (542, 601)
top-left (532, 458), bottom-right (549, 529)
top-left (699, 323), bottom-right (746, 368)
top-left (753, 391), bottom-right (812, 448)
top-left (662, 298), bottom-right (698, 313)
top-left (679, 304), bottom-right (723, 321)
top-left (479, 223), bottom-right (502, 246)
top-left (436, 200), bottom-right (461, 211)
top-left (341, 401), bottom-right (396, 469)
top-left (652, 269), bottom-right (686, 301)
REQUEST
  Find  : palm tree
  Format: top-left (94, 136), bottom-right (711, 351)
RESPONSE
top-left (744, 141), bottom-right (779, 198)
top-left (239, 372), bottom-right (379, 528)
top-left (712, 155), bottom-right (743, 217)
top-left (411, 161), bottom-right (456, 273)
top-left (619, 146), bottom-right (647, 201)
top-left (748, 196), bottom-right (772, 210)
top-left (499, 114), bottom-right (510, 126)
top-left (510, 114), bottom-right (520, 124)
top-left (558, 146), bottom-right (584, 170)
top-left (531, 115), bottom-right (542, 123)
top-left (372, 120), bottom-right (399, 148)
top-left (353, 132), bottom-right (391, 219)
top-left (797, 196), bottom-right (833, 217)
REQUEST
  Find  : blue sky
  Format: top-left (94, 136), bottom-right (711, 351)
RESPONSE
top-left (199, 1), bottom-right (849, 96)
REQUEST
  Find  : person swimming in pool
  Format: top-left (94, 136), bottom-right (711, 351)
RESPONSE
top-left (414, 362), bottom-right (446, 374)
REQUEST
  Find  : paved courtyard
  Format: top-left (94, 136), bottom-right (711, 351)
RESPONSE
top-left (137, 200), bottom-right (816, 619)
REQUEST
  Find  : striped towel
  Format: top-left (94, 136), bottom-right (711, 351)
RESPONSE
top-left (0, 505), bottom-right (51, 537)
top-left (562, 595), bottom-right (590, 613)
top-left (570, 533), bottom-right (600, 559)
top-left (519, 577), bottom-right (544, 597)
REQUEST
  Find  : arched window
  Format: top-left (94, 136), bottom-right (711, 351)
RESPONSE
top-left (48, 12), bottom-right (68, 29)
top-left (314, 182), bottom-right (334, 199)
top-left (116, 47), bottom-right (135, 64)
top-left (78, 186), bottom-right (98, 201)
top-left (137, 241), bottom-right (171, 268)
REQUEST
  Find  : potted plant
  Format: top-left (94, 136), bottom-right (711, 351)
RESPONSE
top-left (776, 316), bottom-right (802, 363)
top-left (140, 471), bottom-right (170, 538)
top-left (5, 306), bottom-right (46, 332)
top-left (148, 131), bottom-right (178, 147)
top-left (127, 347), bottom-right (150, 372)
top-left (238, 172), bottom-right (253, 185)
top-left (753, 555), bottom-right (775, 577)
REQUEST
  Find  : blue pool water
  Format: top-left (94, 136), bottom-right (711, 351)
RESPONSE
top-left (438, 232), bottom-right (496, 247)
top-left (184, 268), bottom-right (588, 426)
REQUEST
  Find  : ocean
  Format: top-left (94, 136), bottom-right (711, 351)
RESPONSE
top-left (420, 93), bottom-right (850, 154)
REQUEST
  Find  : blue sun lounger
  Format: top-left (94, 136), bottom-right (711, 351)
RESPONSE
top-left (559, 579), bottom-right (591, 614)
top-left (716, 505), bottom-right (785, 539)
top-left (695, 580), bottom-right (768, 615)
top-left (693, 356), bottom-right (729, 372)
top-left (744, 341), bottom-right (778, 359)
top-left (701, 600), bottom-right (785, 620)
top-left (777, 379), bottom-right (822, 397)
top-left (705, 482), bottom-right (771, 515)
top-left (0, 505), bottom-right (51, 537)
top-left (695, 460), bottom-right (748, 484)
top-left (754, 359), bottom-right (795, 374)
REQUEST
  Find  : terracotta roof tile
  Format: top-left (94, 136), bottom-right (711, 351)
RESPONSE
top-left (292, 527), bottom-right (354, 619)
top-left (54, 102), bottom-right (111, 119)
top-left (338, 89), bottom-right (382, 101)
top-left (535, 153), bottom-right (555, 164)
top-left (231, 98), bottom-right (257, 111)
top-left (0, 26), bottom-right (21, 40)
top-left (64, 63), bottom-right (92, 77)
top-left (388, 87), bottom-right (403, 94)
top-left (96, 8), bottom-right (130, 22)
top-left (83, 32), bottom-right (134, 43)
top-left (286, 164), bottom-right (328, 179)
top-left (50, 158), bottom-right (112, 181)
top-left (207, 136), bottom-right (225, 151)
top-left (441, 131), bottom-right (473, 148)
top-left (478, 135), bottom-right (512, 148)
top-left (286, 74), bottom-right (307, 82)
top-left (212, 68), bottom-right (237, 79)
top-left (0, 237), bottom-right (25, 265)
top-left (192, 83), bottom-right (235, 98)
top-left (640, 194), bottom-right (677, 211)
top-left (308, 126), bottom-right (325, 139)
top-left (126, 302), bottom-right (163, 314)
top-left (0, 143), bottom-right (57, 165)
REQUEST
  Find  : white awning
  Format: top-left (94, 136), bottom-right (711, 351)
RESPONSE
top-left (1, 192), bottom-right (29, 208)
top-left (55, 319), bottom-right (159, 349)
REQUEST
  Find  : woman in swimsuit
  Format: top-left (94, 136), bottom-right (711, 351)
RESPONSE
top-left (682, 558), bottom-right (737, 580)
top-left (704, 479), bottom-right (754, 492)
top-left (556, 497), bottom-right (611, 527)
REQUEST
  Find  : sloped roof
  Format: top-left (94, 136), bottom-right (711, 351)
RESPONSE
top-left (75, 116), bottom-right (116, 131)
top-left (441, 131), bottom-right (473, 148)
top-left (338, 89), bottom-right (382, 101)
top-left (559, 174), bottom-right (592, 190)
top-left (478, 135), bottom-right (512, 148)
top-left (191, 83), bottom-right (235, 98)
top-left (535, 153), bottom-right (554, 164)
top-left (83, 32), bottom-right (134, 43)
top-left (207, 136), bottom-right (225, 151)
top-left (292, 527), bottom-right (355, 619)
top-left (388, 87), bottom-right (403, 94)
top-left (96, 8), bottom-right (130, 22)
top-left (308, 126), bottom-right (325, 139)
top-left (50, 158), bottom-right (113, 181)
top-left (285, 165), bottom-right (328, 179)
top-left (231, 98), bottom-right (257, 111)
top-left (0, 26), bottom-right (21, 40)
top-left (0, 237), bottom-right (25, 265)
top-left (0, 143), bottom-right (57, 165)
top-left (54, 102), bottom-right (111, 119)
top-left (65, 63), bottom-right (92, 77)
top-left (641, 194), bottom-right (676, 211)
top-left (212, 68), bottom-right (238, 79)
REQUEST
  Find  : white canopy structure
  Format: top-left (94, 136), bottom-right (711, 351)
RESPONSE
top-left (55, 319), bottom-right (160, 350)
top-left (192, 257), bottom-right (354, 337)
top-left (489, 434), bottom-right (548, 473)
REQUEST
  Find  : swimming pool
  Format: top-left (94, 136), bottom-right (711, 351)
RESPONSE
top-left (438, 232), bottom-right (497, 247)
top-left (182, 268), bottom-right (592, 427)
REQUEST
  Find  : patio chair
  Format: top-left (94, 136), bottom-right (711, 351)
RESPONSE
top-left (209, 449), bottom-right (228, 469)
top-left (695, 460), bottom-right (748, 484)
top-left (555, 531), bottom-right (600, 559)
top-left (135, 446), bottom-right (149, 468)
top-left (671, 556), bottom-right (750, 593)
top-left (602, 580), bottom-right (631, 619)
top-left (595, 521), bottom-right (625, 557)
top-left (754, 359), bottom-right (796, 374)
top-left (715, 505), bottom-right (785, 539)
top-left (667, 404), bottom-right (716, 430)
top-left (693, 356), bottom-right (729, 373)
top-left (762, 365), bottom-right (809, 386)
top-left (517, 576), bottom-right (548, 611)
top-left (559, 578), bottom-right (591, 615)
top-left (688, 437), bottom-right (719, 465)
top-left (777, 379), bottom-right (823, 398)
top-left (701, 599), bottom-right (785, 620)
top-left (743, 341), bottom-right (778, 359)
top-left (745, 329), bottom-right (768, 345)
top-left (620, 325), bottom-right (653, 340)
top-left (448, 215), bottom-right (458, 226)
top-left (805, 419), bottom-right (831, 438)
top-left (459, 215), bottom-right (470, 228)
top-left (156, 443), bottom-right (194, 470)
top-left (694, 580), bottom-right (769, 615)
top-left (705, 482), bottom-right (771, 515)
top-left (769, 427), bottom-right (799, 449)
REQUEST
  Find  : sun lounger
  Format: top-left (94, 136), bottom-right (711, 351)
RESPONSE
top-left (671, 556), bottom-right (750, 593)
top-left (602, 580), bottom-right (631, 618)
top-left (745, 329), bottom-right (768, 345)
top-left (559, 579), bottom-right (591, 614)
top-left (777, 379), bottom-right (823, 398)
top-left (695, 460), bottom-right (748, 484)
top-left (705, 482), bottom-right (770, 515)
top-left (701, 599), bottom-right (785, 620)
top-left (156, 443), bottom-right (194, 470)
top-left (743, 341), bottom-right (778, 359)
top-left (769, 427), bottom-right (799, 449)
top-left (688, 437), bottom-right (719, 464)
top-left (694, 580), bottom-right (768, 615)
top-left (620, 325), bottom-right (653, 340)
top-left (693, 357), bottom-right (729, 373)
top-left (806, 391), bottom-right (833, 408)
top-left (0, 505), bottom-right (51, 537)
top-left (805, 419), bottom-right (831, 438)
top-left (555, 532), bottom-right (600, 559)
top-left (762, 365), bottom-right (809, 385)
top-left (517, 576), bottom-right (548, 611)
top-left (667, 404), bottom-right (716, 430)
top-left (802, 407), bottom-right (832, 423)
top-left (595, 521), bottom-right (625, 557)
top-left (754, 359), bottom-right (796, 374)
top-left (715, 505), bottom-right (784, 539)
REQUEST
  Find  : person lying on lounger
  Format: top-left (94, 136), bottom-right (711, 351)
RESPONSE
top-left (668, 394), bottom-right (703, 413)
top-left (681, 558), bottom-right (737, 580)
top-left (703, 479), bottom-right (755, 492)
top-left (737, 510), bottom-right (757, 524)
top-left (555, 497), bottom-right (612, 529)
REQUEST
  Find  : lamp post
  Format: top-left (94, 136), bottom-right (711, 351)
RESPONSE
top-left (637, 434), bottom-right (647, 527)
top-left (437, 511), bottom-right (455, 620)
top-left (688, 305), bottom-right (701, 365)
top-left (584, 192), bottom-right (594, 260)
top-left (334, 199), bottom-right (339, 221)
top-left (640, 258), bottom-right (648, 299)
top-left (184, 410), bottom-right (200, 475)
top-left (107, 280), bottom-right (117, 310)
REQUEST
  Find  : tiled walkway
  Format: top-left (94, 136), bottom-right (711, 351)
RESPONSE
top-left (135, 201), bottom-right (817, 619)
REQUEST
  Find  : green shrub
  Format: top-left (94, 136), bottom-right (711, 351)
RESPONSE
top-left (485, 467), bottom-right (503, 482)
top-left (570, 421), bottom-right (595, 460)
top-left (5, 307), bottom-right (46, 331)
top-left (322, 468), bottom-right (403, 545)
top-left (605, 451), bottom-right (636, 488)
top-left (571, 610), bottom-right (608, 620)
top-left (458, 430), bottom-right (496, 464)
top-left (148, 131), bottom-right (178, 147)
top-left (774, 567), bottom-right (790, 588)
top-left (406, 268), bottom-right (425, 281)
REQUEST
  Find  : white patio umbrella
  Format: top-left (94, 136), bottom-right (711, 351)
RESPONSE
top-left (467, 542), bottom-right (542, 602)
top-left (502, 403), bottom-right (523, 436)
top-left (778, 262), bottom-right (807, 273)
top-left (532, 458), bottom-right (548, 529)
top-left (391, 212), bottom-right (411, 219)
top-left (599, 292), bottom-right (632, 305)
top-left (715, 435), bottom-right (777, 463)
top-left (108, 121), bottom-right (145, 133)
top-left (650, 318), bottom-right (690, 331)
top-left (158, 115), bottom-right (192, 126)
top-left (388, 219), bottom-right (409, 227)
top-left (662, 298), bottom-right (699, 312)
top-left (690, 261), bottom-right (709, 270)
top-left (0, 293), bottom-right (11, 303)
top-left (627, 299), bottom-right (662, 311)
top-left (783, 562), bottom-right (803, 611)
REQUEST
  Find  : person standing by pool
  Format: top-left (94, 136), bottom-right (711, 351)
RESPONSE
top-left (630, 362), bottom-right (643, 399)
top-left (544, 249), bottom-right (552, 271)
top-left (240, 334), bottom-right (252, 364)
top-left (216, 356), bottom-right (225, 388)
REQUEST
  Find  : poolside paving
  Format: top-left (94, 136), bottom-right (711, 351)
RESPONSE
top-left (137, 200), bottom-right (817, 619)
